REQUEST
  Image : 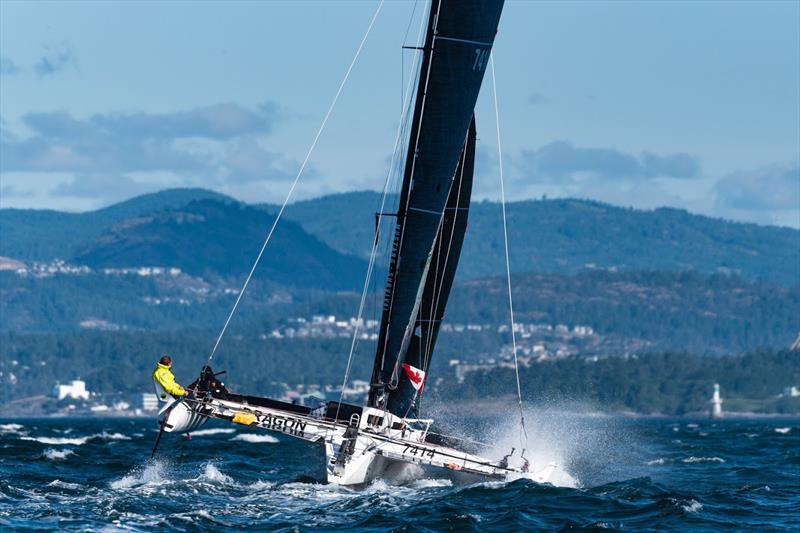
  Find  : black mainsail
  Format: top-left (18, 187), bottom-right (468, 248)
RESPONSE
top-left (369, 0), bottom-right (504, 417)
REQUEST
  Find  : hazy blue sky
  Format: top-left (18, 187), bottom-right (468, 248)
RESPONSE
top-left (1, 0), bottom-right (798, 227)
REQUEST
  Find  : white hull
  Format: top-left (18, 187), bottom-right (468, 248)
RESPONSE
top-left (157, 398), bottom-right (207, 434)
top-left (164, 393), bottom-right (557, 486)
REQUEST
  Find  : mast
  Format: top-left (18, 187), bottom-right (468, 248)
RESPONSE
top-left (369, 0), bottom-right (505, 416)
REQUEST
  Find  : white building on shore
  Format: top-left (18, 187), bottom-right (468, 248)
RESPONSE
top-left (52, 380), bottom-right (91, 401)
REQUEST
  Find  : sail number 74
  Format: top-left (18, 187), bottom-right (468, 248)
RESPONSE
top-left (403, 444), bottom-right (435, 458)
top-left (473, 48), bottom-right (489, 71)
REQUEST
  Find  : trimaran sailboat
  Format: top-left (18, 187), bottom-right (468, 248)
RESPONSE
top-left (153, 0), bottom-right (558, 486)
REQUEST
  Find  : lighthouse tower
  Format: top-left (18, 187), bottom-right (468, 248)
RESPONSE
top-left (710, 383), bottom-right (723, 419)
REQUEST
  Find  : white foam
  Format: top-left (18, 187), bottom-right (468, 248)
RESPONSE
top-left (198, 463), bottom-right (233, 485)
top-left (111, 461), bottom-right (167, 489)
top-left (44, 448), bottom-right (75, 460)
top-left (682, 456), bottom-right (725, 463)
top-left (248, 480), bottom-right (275, 490)
top-left (408, 478), bottom-right (453, 489)
top-left (20, 432), bottom-right (128, 446)
top-left (230, 433), bottom-right (279, 443)
top-left (774, 427), bottom-right (791, 434)
top-left (22, 436), bottom-right (90, 446)
top-left (646, 458), bottom-right (666, 466)
top-left (47, 479), bottom-right (82, 490)
top-left (0, 423), bottom-right (24, 433)
top-left (99, 432), bottom-right (131, 441)
top-left (686, 423), bottom-right (699, 429)
top-left (190, 428), bottom-right (236, 437)
top-left (681, 499), bottom-right (703, 513)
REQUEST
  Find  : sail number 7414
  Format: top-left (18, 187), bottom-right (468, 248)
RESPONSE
top-left (403, 444), bottom-right (435, 458)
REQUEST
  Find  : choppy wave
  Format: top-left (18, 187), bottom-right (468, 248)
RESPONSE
top-left (189, 428), bottom-right (237, 437)
top-left (110, 460), bottom-right (169, 490)
top-left (229, 433), bottom-right (279, 443)
top-left (22, 435), bottom-right (91, 446)
top-left (682, 456), bottom-right (726, 463)
top-left (774, 427), bottom-right (791, 434)
top-left (43, 448), bottom-right (75, 461)
top-left (680, 498), bottom-right (703, 513)
top-left (2, 417), bottom-right (799, 530)
top-left (0, 423), bottom-right (24, 434)
top-left (47, 480), bottom-right (82, 490)
top-left (21, 432), bottom-right (130, 446)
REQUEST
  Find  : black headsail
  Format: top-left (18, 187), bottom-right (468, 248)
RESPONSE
top-left (369, 0), bottom-right (504, 417)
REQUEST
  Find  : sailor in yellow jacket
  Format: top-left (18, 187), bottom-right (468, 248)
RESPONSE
top-left (152, 355), bottom-right (187, 399)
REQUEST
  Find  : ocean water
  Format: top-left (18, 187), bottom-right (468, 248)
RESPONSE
top-left (0, 414), bottom-right (798, 531)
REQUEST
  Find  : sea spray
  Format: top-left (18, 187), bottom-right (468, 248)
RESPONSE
top-left (426, 399), bottom-right (647, 488)
top-left (111, 459), bottom-right (171, 490)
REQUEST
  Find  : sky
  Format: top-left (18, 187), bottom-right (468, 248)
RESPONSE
top-left (1, 0), bottom-right (798, 228)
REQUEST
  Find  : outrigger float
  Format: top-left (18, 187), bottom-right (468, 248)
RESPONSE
top-left (153, 0), bottom-right (558, 487)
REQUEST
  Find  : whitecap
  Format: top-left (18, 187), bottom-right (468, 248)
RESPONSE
top-left (774, 427), bottom-right (791, 434)
top-left (248, 480), bottom-right (274, 490)
top-left (111, 461), bottom-right (167, 489)
top-left (189, 428), bottom-right (236, 437)
top-left (47, 479), bottom-right (82, 490)
top-left (44, 448), bottom-right (74, 460)
top-left (0, 423), bottom-right (24, 433)
top-left (198, 463), bottom-right (234, 485)
top-left (99, 432), bottom-right (131, 441)
top-left (22, 436), bottom-right (90, 446)
top-left (686, 423), bottom-right (699, 429)
top-left (646, 458), bottom-right (666, 465)
top-left (681, 499), bottom-right (703, 513)
top-left (408, 478), bottom-right (452, 489)
top-left (230, 433), bottom-right (279, 443)
top-left (682, 456), bottom-right (725, 463)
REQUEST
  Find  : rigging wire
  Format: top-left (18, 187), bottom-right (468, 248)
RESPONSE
top-left (490, 53), bottom-right (529, 449)
top-left (414, 127), bottom-right (470, 417)
top-left (379, 0), bottom-right (444, 390)
top-left (204, 0), bottom-right (385, 366)
top-left (332, 0), bottom-right (430, 425)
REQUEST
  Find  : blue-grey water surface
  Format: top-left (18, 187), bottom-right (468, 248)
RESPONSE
top-left (1, 415), bottom-right (798, 531)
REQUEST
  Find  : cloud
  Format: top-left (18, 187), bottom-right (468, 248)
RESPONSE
top-left (0, 184), bottom-right (34, 199)
top-left (0, 103), bottom-right (284, 177)
top-left (528, 92), bottom-right (548, 105)
top-left (34, 42), bottom-right (78, 78)
top-left (90, 102), bottom-right (281, 141)
top-left (217, 138), bottom-right (299, 183)
top-left (516, 141), bottom-right (701, 183)
top-left (713, 163), bottom-right (800, 212)
top-left (0, 56), bottom-right (21, 76)
top-left (50, 174), bottom-right (159, 201)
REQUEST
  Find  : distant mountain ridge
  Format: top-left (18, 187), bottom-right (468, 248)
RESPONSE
top-left (279, 191), bottom-right (800, 286)
top-left (2, 188), bottom-right (798, 286)
top-left (0, 188), bottom-right (233, 261)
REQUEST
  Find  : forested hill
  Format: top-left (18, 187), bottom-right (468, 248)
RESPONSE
top-left (2, 188), bottom-right (798, 286)
top-left (0, 188), bottom-right (232, 261)
top-left (73, 199), bottom-right (367, 290)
